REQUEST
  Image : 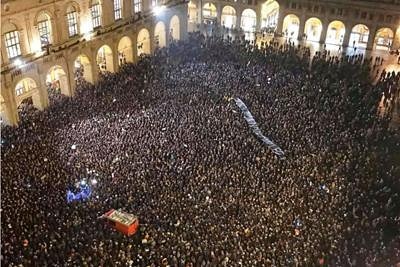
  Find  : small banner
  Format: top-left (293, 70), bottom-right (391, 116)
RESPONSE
top-left (234, 98), bottom-right (285, 159)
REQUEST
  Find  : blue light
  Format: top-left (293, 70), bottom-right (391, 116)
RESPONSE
top-left (66, 183), bottom-right (92, 203)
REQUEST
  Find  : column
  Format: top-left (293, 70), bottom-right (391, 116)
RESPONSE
top-left (275, 10), bottom-right (285, 35)
top-left (297, 15), bottom-right (306, 41)
top-left (366, 25), bottom-right (377, 50)
top-left (319, 23), bottom-right (328, 44)
top-left (1, 80), bottom-right (19, 126)
top-left (216, 3), bottom-right (222, 26)
top-left (342, 26), bottom-right (351, 48)
top-left (236, 9), bottom-right (242, 30)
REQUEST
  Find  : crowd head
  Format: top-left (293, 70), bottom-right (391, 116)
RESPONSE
top-left (2, 32), bottom-right (400, 266)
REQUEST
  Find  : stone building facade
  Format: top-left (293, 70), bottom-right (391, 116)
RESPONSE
top-left (1, 0), bottom-right (400, 125)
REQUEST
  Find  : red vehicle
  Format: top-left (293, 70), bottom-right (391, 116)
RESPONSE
top-left (102, 209), bottom-right (139, 236)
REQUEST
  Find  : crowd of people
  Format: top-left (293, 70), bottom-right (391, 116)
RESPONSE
top-left (2, 32), bottom-right (400, 266)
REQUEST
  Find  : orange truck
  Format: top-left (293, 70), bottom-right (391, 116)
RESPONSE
top-left (102, 209), bottom-right (139, 236)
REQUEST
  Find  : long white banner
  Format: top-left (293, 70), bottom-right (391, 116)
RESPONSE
top-left (234, 98), bottom-right (286, 159)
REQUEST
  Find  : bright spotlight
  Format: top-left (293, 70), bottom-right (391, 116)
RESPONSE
top-left (91, 179), bottom-right (98, 185)
top-left (153, 5), bottom-right (166, 16)
top-left (14, 59), bottom-right (23, 67)
top-left (80, 180), bottom-right (87, 186)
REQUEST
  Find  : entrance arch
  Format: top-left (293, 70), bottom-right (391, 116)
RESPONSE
top-left (118, 36), bottom-right (133, 65)
top-left (74, 54), bottom-right (93, 84)
top-left (97, 45), bottom-right (114, 73)
top-left (203, 3), bottom-right (217, 23)
top-left (188, 1), bottom-right (197, 32)
top-left (374, 28), bottom-right (394, 50)
top-left (169, 15), bottom-right (180, 41)
top-left (241, 9), bottom-right (257, 33)
top-left (154, 21), bottom-right (166, 48)
top-left (261, 0), bottom-right (279, 30)
top-left (137, 28), bottom-right (151, 56)
top-left (221, 6), bottom-right (236, 29)
top-left (46, 65), bottom-right (70, 96)
top-left (304, 17), bottom-right (322, 42)
top-left (349, 24), bottom-right (369, 48)
top-left (326, 20), bottom-right (346, 45)
top-left (282, 14), bottom-right (300, 39)
top-left (15, 78), bottom-right (43, 111)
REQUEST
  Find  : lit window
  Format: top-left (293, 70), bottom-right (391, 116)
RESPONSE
top-left (91, 3), bottom-right (102, 28)
top-left (5, 31), bottom-right (21, 59)
top-left (38, 20), bottom-right (51, 48)
top-left (114, 0), bottom-right (122, 20)
top-left (15, 83), bottom-right (24, 96)
top-left (134, 0), bottom-right (142, 13)
top-left (152, 0), bottom-right (157, 7)
top-left (67, 11), bottom-right (78, 37)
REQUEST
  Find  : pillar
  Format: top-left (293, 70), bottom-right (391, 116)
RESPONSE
top-left (297, 15), bottom-right (306, 41)
top-left (216, 3), bottom-right (222, 26)
top-left (276, 10), bottom-right (284, 35)
top-left (236, 11), bottom-right (242, 30)
top-left (366, 25), bottom-right (377, 50)
top-left (319, 23), bottom-right (328, 44)
top-left (1, 82), bottom-right (19, 126)
top-left (342, 26), bottom-right (351, 47)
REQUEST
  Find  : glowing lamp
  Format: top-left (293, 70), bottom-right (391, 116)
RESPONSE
top-left (153, 5), bottom-right (166, 16)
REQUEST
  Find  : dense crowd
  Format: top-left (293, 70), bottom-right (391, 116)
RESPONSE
top-left (2, 32), bottom-right (400, 266)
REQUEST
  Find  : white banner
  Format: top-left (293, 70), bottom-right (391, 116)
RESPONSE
top-left (234, 98), bottom-right (285, 159)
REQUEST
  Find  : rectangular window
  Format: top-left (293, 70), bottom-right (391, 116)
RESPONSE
top-left (67, 11), bottom-right (78, 36)
top-left (114, 0), bottom-right (122, 20)
top-left (5, 31), bottom-right (22, 59)
top-left (91, 4), bottom-right (101, 28)
top-left (38, 20), bottom-right (51, 48)
top-left (152, 0), bottom-right (157, 7)
top-left (134, 0), bottom-right (142, 13)
top-left (15, 84), bottom-right (24, 96)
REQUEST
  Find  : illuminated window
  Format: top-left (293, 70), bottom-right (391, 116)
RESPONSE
top-left (134, 0), bottom-right (142, 13)
top-left (152, 0), bottom-right (157, 7)
top-left (38, 20), bottom-right (51, 48)
top-left (67, 10), bottom-right (78, 36)
top-left (114, 0), bottom-right (122, 20)
top-left (91, 3), bottom-right (102, 28)
top-left (5, 31), bottom-right (21, 59)
top-left (15, 83), bottom-right (24, 96)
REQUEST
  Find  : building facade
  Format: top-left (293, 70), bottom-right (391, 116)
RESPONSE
top-left (1, 0), bottom-right (400, 125)
top-left (1, 0), bottom-right (188, 125)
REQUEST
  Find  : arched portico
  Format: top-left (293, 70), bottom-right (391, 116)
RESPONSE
top-left (282, 14), bottom-right (300, 39)
top-left (96, 45), bottom-right (114, 73)
top-left (137, 28), bottom-right (151, 56)
top-left (118, 36), bottom-right (134, 65)
top-left (46, 65), bottom-right (71, 96)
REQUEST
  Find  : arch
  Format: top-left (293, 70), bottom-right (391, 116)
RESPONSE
top-left (64, 1), bottom-right (81, 13)
top-left (304, 17), bottom-right (322, 42)
top-left (348, 24), bottom-right (369, 48)
top-left (137, 28), bottom-right (151, 56)
top-left (34, 10), bottom-right (53, 50)
top-left (74, 54), bottom-right (93, 83)
top-left (169, 15), bottom-right (180, 41)
top-left (241, 9), bottom-right (257, 33)
top-left (188, 1), bottom-right (197, 32)
top-left (154, 21), bottom-right (166, 48)
top-left (374, 27), bottom-right (394, 50)
top-left (221, 5), bottom-right (236, 29)
top-left (96, 45), bottom-right (114, 73)
top-left (15, 78), bottom-right (37, 97)
top-left (326, 20), bottom-right (346, 45)
top-left (46, 65), bottom-right (70, 96)
top-left (14, 77), bottom-right (45, 111)
top-left (282, 14), bottom-right (300, 39)
top-left (203, 3), bottom-right (217, 19)
top-left (118, 36), bottom-right (133, 65)
top-left (261, 0), bottom-right (279, 30)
